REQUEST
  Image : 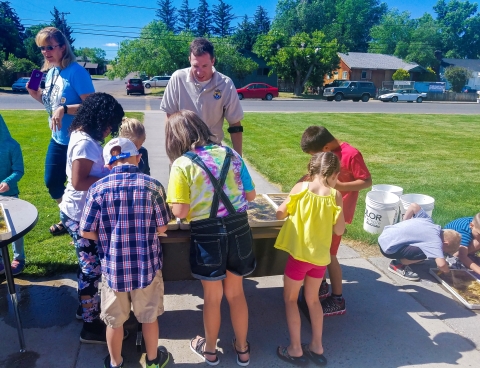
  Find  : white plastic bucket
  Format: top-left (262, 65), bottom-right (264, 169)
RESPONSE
top-left (400, 193), bottom-right (435, 220)
top-left (364, 191), bottom-right (400, 234)
top-left (372, 184), bottom-right (403, 197)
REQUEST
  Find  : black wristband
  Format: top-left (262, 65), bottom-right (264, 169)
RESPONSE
top-left (63, 104), bottom-right (68, 114)
top-left (227, 126), bottom-right (243, 134)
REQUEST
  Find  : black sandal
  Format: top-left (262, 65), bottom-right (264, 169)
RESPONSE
top-left (301, 343), bottom-right (327, 366)
top-left (276, 346), bottom-right (309, 366)
top-left (190, 336), bottom-right (219, 366)
top-left (49, 222), bottom-right (67, 236)
top-left (232, 337), bottom-right (250, 366)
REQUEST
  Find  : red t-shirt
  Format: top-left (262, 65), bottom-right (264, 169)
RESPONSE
top-left (332, 142), bottom-right (371, 224)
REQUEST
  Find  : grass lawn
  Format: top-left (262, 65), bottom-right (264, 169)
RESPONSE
top-left (223, 113), bottom-right (480, 247)
top-left (278, 92), bottom-right (324, 100)
top-left (146, 86), bottom-right (166, 97)
top-left (0, 110), bottom-right (143, 276)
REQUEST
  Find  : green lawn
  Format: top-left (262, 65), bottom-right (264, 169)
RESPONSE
top-left (223, 113), bottom-right (480, 246)
top-left (0, 110), bottom-right (143, 276)
top-left (146, 86), bottom-right (166, 97)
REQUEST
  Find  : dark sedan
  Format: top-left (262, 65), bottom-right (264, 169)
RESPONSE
top-left (237, 83), bottom-right (279, 100)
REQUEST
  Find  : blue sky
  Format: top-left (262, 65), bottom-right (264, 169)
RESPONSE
top-left (8, 0), bottom-right (475, 59)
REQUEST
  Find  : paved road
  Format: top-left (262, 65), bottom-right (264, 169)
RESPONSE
top-left (1, 78), bottom-right (479, 113)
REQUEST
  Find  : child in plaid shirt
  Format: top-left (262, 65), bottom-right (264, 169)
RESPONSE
top-left (80, 138), bottom-right (170, 368)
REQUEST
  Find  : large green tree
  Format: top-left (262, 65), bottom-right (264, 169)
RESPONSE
top-left (178, 0), bottom-right (195, 32)
top-left (195, 0), bottom-right (211, 36)
top-left (404, 14), bottom-right (442, 69)
top-left (0, 1), bottom-right (25, 60)
top-left (76, 47), bottom-right (107, 70)
top-left (253, 6), bottom-right (270, 35)
top-left (50, 6), bottom-right (75, 48)
top-left (23, 24), bottom-right (49, 67)
top-left (444, 66), bottom-right (471, 92)
top-left (156, 0), bottom-right (177, 33)
top-left (212, 39), bottom-right (258, 85)
top-left (254, 30), bottom-right (340, 95)
top-left (212, 0), bottom-right (235, 37)
top-left (232, 15), bottom-right (256, 51)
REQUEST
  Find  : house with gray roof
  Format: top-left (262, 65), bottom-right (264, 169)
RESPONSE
top-left (440, 58), bottom-right (480, 90)
top-left (325, 52), bottom-right (427, 89)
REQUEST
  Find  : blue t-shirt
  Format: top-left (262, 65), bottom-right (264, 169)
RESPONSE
top-left (42, 62), bottom-right (95, 145)
top-left (444, 217), bottom-right (473, 247)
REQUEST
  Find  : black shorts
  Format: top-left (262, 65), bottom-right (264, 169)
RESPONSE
top-left (378, 244), bottom-right (427, 261)
top-left (189, 211), bottom-right (256, 281)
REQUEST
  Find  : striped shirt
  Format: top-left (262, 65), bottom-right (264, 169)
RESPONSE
top-left (444, 217), bottom-right (473, 247)
top-left (80, 164), bottom-right (170, 292)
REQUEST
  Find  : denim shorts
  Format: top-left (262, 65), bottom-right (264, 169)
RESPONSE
top-left (189, 211), bottom-right (256, 280)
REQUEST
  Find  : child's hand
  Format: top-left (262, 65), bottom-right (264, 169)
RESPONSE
top-left (0, 182), bottom-right (10, 193)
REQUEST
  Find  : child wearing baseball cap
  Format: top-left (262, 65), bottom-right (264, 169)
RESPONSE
top-left (80, 137), bottom-right (171, 368)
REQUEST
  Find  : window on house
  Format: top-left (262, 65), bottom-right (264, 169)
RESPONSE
top-left (342, 71), bottom-right (348, 79)
top-left (361, 70), bottom-right (367, 79)
top-left (263, 68), bottom-right (270, 76)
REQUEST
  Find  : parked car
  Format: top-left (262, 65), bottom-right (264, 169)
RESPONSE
top-left (378, 89), bottom-right (427, 103)
top-left (324, 79), bottom-right (348, 88)
top-left (143, 76), bottom-right (171, 88)
top-left (323, 81), bottom-right (376, 102)
top-left (11, 77), bottom-right (30, 92)
top-left (236, 83), bottom-right (279, 100)
top-left (125, 78), bottom-right (145, 95)
top-left (461, 86), bottom-right (477, 93)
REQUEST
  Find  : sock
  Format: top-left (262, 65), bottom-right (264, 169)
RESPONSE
top-left (146, 355), bottom-right (159, 366)
top-left (110, 359), bottom-right (123, 368)
top-left (331, 293), bottom-right (343, 301)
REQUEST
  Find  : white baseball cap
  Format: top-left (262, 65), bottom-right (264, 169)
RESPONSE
top-left (103, 137), bottom-right (139, 165)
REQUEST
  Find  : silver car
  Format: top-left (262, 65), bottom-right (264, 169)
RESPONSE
top-left (143, 76), bottom-right (171, 88)
top-left (379, 89), bottom-right (427, 103)
top-left (12, 77), bottom-right (30, 92)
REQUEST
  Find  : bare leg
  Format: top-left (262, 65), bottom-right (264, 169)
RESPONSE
top-left (142, 321), bottom-right (159, 361)
top-left (327, 256), bottom-right (343, 295)
top-left (201, 280), bottom-right (223, 361)
top-left (224, 271), bottom-right (250, 361)
top-left (106, 326), bottom-right (124, 366)
top-left (283, 275), bottom-right (304, 357)
top-left (303, 276), bottom-right (324, 355)
top-left (399, 259), bottom-right (423, 265)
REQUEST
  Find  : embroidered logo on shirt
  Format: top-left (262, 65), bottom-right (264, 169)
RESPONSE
top-left (213, 89), bottom-right (222, 100)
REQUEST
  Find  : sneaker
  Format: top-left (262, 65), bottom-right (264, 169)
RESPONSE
top-left (103, 355), bottom-right (124, 368)
top-left (321, 296), bottom-right (346, 316)
top-left (388, 260), bottom-right (420, 281)
top-left (146, 346), bottom-right (170, 368)
top-left (319, 281), bottom-right (330, 299)
top-left (0, 263), bottom-right (4, 275)
top-left (76, 305), bottom-right (83, 320)
top-left (11, 259), bottom-right (25, 276)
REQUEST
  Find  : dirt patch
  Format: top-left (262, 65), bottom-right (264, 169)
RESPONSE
top-left (342, 238), bottom-right (382, 258)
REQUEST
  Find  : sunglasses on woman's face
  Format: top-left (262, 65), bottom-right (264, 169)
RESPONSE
top-left (39, 44), bottom-right (62, 52)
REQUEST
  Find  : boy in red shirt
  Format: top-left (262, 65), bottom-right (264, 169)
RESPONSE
top-left (300, 126), bottom-right (372, 315)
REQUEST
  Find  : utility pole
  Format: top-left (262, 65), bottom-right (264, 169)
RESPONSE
top-left (59, 11), bottom-right (70, 35)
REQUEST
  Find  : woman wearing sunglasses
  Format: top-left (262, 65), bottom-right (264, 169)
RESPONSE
top-left (26, 27), bottom-right (94, 236)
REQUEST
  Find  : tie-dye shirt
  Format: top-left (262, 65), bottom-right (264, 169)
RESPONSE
top-left (167, 145), bottom-right (255, 222)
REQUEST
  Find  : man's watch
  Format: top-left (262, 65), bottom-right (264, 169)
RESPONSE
top-left (63, 104), bottom-right (68, 114)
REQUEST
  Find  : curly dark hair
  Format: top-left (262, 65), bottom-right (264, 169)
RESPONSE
top-left (69, 92), bottom-right (124, 142)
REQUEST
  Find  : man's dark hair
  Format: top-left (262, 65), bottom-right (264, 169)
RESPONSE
top-left (300, 126), bottom-right (335, 153)
top-left (190, 38), bottom-right (215, 59)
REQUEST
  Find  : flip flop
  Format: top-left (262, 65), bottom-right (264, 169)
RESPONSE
top-left (276, 346), bottom-right (309, 366)
top-left (190, 336), bottom-right (219, 366)
top-left (301, 343), bottom-right (327, 366)
top-left (49, 222), bottom-right (67, 236)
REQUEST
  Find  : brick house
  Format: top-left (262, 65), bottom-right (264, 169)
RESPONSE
top-left (325, 52), bottom-right (427, 89)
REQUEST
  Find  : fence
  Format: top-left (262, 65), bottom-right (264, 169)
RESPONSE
top-left (426, 91), bottom-right (477, 102)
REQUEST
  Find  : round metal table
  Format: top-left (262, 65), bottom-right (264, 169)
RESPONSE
top-left (0, 197), bottom-right (38, 352)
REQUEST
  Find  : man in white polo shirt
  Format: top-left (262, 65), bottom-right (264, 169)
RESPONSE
top-left (160, 38), bottom-right (244, 155)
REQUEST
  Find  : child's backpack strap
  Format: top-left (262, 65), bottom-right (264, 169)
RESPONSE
top-left (183, 147), bottom-right (236, 218)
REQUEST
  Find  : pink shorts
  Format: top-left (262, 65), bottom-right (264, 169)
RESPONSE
top-left (284, 255), bottom-right (327, 281)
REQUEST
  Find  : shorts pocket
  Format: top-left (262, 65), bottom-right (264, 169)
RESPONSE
top-left (194, 238), bottom-right (222, 267)
top-left (235, 228), bottom-right (253, 260)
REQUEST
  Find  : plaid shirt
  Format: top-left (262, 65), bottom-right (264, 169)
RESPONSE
top-left (80, 164), bottom-right (170, 292)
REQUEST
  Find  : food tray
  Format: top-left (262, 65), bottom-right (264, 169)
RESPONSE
top-left (247, 194), bottom-right (285, 227)
top-left (264, 193), bottom-right (289, 209)
top-left (178, 218), bottom-right (190, 230)
top-left (167, 218), bottom-right (179, 231)
top-left (0, 203), bottom-right (12, 240)
top-left (429, 268), bottom-right (480, 309)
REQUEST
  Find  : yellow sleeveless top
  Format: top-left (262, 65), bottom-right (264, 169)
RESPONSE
top-left (274, 182), bottom-right (342, 266)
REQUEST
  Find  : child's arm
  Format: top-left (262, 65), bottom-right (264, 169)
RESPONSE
top-left (80, 230), bottom-right (98, 240)
top-left (435, 257), bottom-right (450, 273)
top-left (0, 143), bottom-right (24, 193)
top-left (333, 190), bottom-right (346, 236)
top-left (72, 159), bottom-right (101, 191)
top-left (172, 203), bottom-right (190, 219)
top-left (276, 182), bottom-right (303, 220)
top-left (245, 189), bottom-right (256, 202)
top-left (455, 246), bottom-right (480, 274)
top-left (335, 177), bottom-right (372, 192)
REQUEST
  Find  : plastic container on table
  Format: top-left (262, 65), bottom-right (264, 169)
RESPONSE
top-left (167, 218), bottom-right (179, 231)
top-left (247, 194), bottom-right (285, 227)
top-left (264, 193), bottom-right (288, 209)
top-left (0, 203), bottom-right (12, 241)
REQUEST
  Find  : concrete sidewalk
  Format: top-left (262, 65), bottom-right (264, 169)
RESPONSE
top-left (1, 111), bottom-right (480, 367)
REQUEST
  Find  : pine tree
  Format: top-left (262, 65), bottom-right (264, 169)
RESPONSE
top-left (0, 1), bottom-right (25, 59)
top-left (178, 0), bottom-right (195, 32)
top-left (195, 0), bottom-right (211, 37)
top-left (253, 6), bottom-right (270, 35)
top-left (232, 15), bottom-right (256, 51)
top-left (212, 0), bottom-right (235, 37)
top-left (50, 7), bottom-right (75, 47)
top-left (156, 0), bottom-right (177, 33)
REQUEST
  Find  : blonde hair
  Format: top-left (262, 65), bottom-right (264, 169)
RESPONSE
top-left (119, 117), bottom-right (146, 148)
top-left (35, 27), bottom-right (76, 71)
top-left (473, 213), bottom-right (480, 229)
top-left (442, 229), bottom-right (461, 255)
top-left (165, 110), bottom-right (215, 162)
top-left (308, 152), bottom-right (340, 184)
